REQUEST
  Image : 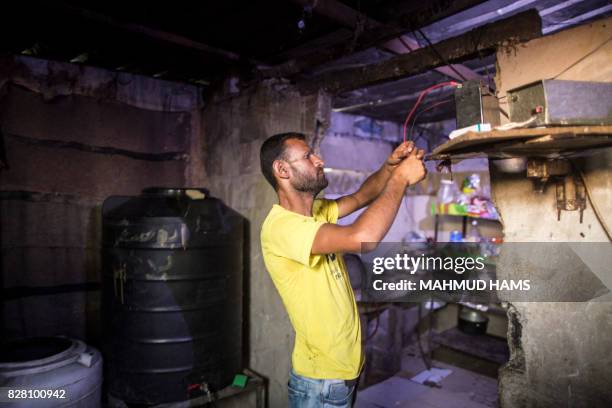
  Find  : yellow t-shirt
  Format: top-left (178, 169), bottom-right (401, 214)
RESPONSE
top-left (260, 199), bottom-right (363, 380)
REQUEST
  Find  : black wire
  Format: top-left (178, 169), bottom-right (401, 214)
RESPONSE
top-left (552, 36), bottom-right (612, 79)
top-left (409, 98), bottom-right (453, 136)
top-left (475, 46), bottom-right (493, 89)
top-left (414, 28), bottom-right (468, 82)
top-left (569, 159), bottom-right (612, 241)
top-left (498, 107), bottom-right (509, 118)
top-left (494, 36), bottom-right (611, 103)
top-left (469, 24), bottom-right (495, 90)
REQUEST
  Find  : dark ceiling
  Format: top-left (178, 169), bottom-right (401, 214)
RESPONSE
top-left (1, 0), bottom-right (610, 125)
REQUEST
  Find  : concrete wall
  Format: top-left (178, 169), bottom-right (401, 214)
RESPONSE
top-left (201, 80), bottom-right (331, 407)
top-left (493, 151), bottom-right (612, 408)
top-left (0, 56), bottom-right (203, 344)
top-left (493, 17), bottom-right (612, 407)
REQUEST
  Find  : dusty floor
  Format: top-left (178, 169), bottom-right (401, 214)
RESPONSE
top-left (355, 356), bottom-right (497, 408)
top-left (355, 350), bottom-right (499, 407)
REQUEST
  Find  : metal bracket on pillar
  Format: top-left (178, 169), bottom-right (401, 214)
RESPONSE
top-left (555, 174), bottom-right (586, 223)
top-left (526, 158), bottom-right (570, 192)
top-left (526, 158), bottom-right (586, 223)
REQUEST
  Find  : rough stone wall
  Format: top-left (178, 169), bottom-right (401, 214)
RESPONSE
top-left (493, 151), bottom-right (612, 408)
top-left (0, 56), bottom-right (203, 343)
top-left (493, 17), bottom-right (612, 408)
top-left (201, 80), bottom-right (331, 407)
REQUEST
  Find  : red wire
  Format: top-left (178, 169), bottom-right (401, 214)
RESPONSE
top-left (409, 99), bottom-right (452, 137)
top-left (403, 81), bottom-right (459, 143)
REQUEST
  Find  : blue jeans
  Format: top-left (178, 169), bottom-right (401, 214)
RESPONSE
top-left (288, 370), bottom-right (357, 408)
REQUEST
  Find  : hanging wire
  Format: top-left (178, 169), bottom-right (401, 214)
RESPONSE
top-left (414, 28), bottom-right (468, 82)
top-left (403, 81), bottom-right (459, 142)
top-left (570, 160), bottom-right (612, 241)
top-left (409, 98), bottom-right (453, 137)
top-left (552, 36), bottom-right (612, 79)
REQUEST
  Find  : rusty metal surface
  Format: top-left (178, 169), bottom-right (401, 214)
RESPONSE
top-left (555, 174), bottom-right (587, 222)
top-left (526, 158), bottom-right (571, 178)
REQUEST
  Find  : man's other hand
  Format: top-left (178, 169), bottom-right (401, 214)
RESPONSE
top-left (386, 141), bottom-right (416, 168)
top-left (393, 145), bottom-right (427, 186)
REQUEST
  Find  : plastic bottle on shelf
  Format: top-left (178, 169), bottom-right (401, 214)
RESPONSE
top-left (467, 220), bottom-right (482, 243)
top-left (449, 230), bottom-right (463, 242)
top-left (437, 179), bottom-right (458, 204)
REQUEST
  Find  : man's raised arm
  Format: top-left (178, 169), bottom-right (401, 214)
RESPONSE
top-left (312, 147), bottom-right (426, 255)
top-left (336, 141), bottom-right (420, 218)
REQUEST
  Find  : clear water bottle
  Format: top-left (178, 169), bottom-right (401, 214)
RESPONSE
top-left (437, 179), bottom-right (458, 204)
top-left (468, 220), bottom-right (482, 243)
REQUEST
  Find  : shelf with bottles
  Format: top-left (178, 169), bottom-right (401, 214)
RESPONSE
top-left (433, 173), bottom-right (499, 222)
top-left (431, 202), bottom-right (499, 220)
top-left (432, 174), bottom-right (500, 242)
top-left (437, 220), bottom-right (502, 268)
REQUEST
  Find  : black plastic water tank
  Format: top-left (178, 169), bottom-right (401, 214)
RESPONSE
top-left (101, 188), bottom-right (244, 405)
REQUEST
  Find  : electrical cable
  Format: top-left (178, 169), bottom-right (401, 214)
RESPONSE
top-left (498, 107), bottom-right (509, 119)
top-left (552, 36), bottom-right (612, 79)
top-left (403, 82), bottom-right (459, 143)
top-left (571, 160), bottom-right (612, 241)
top-left (414, 28), bottom-right (468, 82)
top-left (495, 37), bottom-right (611, 101)
top-left (398, 36), bottom-right (414, 52)
top-left (476, 48), bottom-right (494, 90)
top-left (493, 116), bottom-right (536, 131)
top-left (409, 98), bottom-right (452, 137)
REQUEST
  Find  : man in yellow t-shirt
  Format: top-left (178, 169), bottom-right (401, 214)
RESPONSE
top-left (259, 132), bottom-right (426, 407)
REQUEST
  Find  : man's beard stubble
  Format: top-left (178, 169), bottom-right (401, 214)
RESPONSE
top-left (290, 166), bottom-right (328, 195)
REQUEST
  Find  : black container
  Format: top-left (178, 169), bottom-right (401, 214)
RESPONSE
top-left (458, 306), bottom-right (489, 335)
top-left (101, 188), bottom-right (244, 405)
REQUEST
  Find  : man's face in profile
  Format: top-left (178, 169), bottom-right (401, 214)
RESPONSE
top-left (283, 138), bottom-right (328, 195)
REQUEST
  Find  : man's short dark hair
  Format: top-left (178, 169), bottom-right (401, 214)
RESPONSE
top-left (260, 132), bottom-right (306, 189)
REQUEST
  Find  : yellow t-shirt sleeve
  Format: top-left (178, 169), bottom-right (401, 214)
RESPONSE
top-left (263, 199), bottom-right (339, 267)
top-left (266, 215), bottom-right (326, 267)
top-left (313, 198), bottom-right (339, 223)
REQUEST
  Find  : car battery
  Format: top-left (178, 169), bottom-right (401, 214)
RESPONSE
top-left (454, 80), bottom-right (501, 129)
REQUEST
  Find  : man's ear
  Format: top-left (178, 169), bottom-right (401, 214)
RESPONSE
top-left (273, 159), bottom-right (290, 180)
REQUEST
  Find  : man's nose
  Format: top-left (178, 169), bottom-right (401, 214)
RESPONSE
top-left (311, 154), bottom-right (324, 167)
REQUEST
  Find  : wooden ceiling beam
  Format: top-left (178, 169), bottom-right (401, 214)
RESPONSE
top-left (298, 9), bottom-right (542, 94)
top-left (49, 2), bottom-right (256, 65)
top-left (262, 0), bottom-right (486, 80)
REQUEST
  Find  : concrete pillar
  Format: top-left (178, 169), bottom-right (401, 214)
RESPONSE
top-left (491, 149), bottom-right (612, 407)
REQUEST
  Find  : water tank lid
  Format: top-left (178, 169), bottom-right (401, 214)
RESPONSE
top-left (0, 337), bottom-right (75, 364)
top-left (142, 188), bottom-right (209, 199)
